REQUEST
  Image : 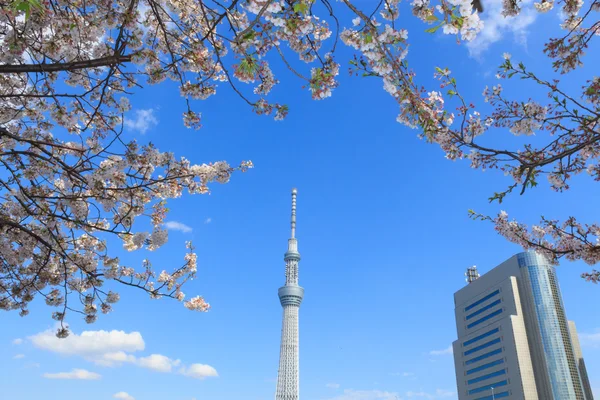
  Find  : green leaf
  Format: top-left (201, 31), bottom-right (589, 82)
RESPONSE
top-left (28, 0), bottom-right (43, 11)
top-left (447, 89), bottom-right (456, 97)
top-left (426, 14), bottom-right (439, 22)
top-left (11, 0), bottom-right (44, 18)
top-left (425, 25), bottom-right (441, 33)
top-left (242, 31), bottom-right (256, 41)
top-left (14, 1), bottom-right (30, 17)
top-left (293, 3), bottom-right (308, 14)
top-left (285, 18), bottom-right (298, 31)
top-left (238, 56), bottom-right (257, 75)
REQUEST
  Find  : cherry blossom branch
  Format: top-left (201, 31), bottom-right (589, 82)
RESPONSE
top-left (469, 211), bottom-right (600, 282)
top-left (0, 54), bottom-right (135, 74)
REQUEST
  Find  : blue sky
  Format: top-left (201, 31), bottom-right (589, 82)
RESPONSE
top-left (2, 1), bottom-right (600, 400)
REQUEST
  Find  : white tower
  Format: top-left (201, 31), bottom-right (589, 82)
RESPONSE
top-left (275, 188), bottom-right (304, 400)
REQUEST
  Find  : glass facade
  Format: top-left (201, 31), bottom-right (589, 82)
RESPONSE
top-left (518, 252), bottom-right (585, 400)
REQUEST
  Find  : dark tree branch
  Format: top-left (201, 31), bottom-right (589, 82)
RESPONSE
top-left (0, 54), bottom-right (134, 74)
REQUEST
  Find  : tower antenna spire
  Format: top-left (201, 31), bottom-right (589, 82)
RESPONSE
top-left (291, 188), bottom-right (297, 239)
top-left (466, 265), bottom-right (480, 284)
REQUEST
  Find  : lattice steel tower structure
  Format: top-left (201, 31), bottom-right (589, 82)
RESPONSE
top-left (275, 188), bottom-right (304, 400)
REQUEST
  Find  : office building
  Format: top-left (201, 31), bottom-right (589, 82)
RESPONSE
top-left (452, 252), bottom-right (594, 400)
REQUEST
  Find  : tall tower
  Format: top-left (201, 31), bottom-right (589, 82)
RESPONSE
top-left (275, 188), bottom-right (304, 400)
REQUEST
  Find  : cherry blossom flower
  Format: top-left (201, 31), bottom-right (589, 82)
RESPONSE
top-left (184, 296), bottom-right (211, 312)
top-left (534, 1), bottom-right (554, 12)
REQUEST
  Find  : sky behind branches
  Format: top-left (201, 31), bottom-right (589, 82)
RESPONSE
top-left (2, 2), bottom-right (600, 400)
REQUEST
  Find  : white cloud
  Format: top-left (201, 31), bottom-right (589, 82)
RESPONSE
top-left (204, 217), bottom-right (212, 224)
top-left (406, 392), bottom-right (430, 398)
top-left (124, 109), bottom-right (158, 134)
top-left (429, 345), bottom-right (453, 356)
top-left (466, 0), bottom-right (537, 57)
top-left (390, 372), bottom-right (414, 377)
top-left (164, 221), bottom-right (193, 233)
top-left (113, 392), bottom-right (135, 400)
top-left (12, 338), bottom-right (23, 345)
top-left (434, 389), bottom-right (455, 398)
top-left (95, 351), bottom-right (137, 366)
top-left (179, 363), bottom-right (219, 379)
top-left (138, 354), bottom-right (181, 372)
top-left (29, 329), bottom-right (145, 360)
top-left (405, 389), bottom-right (455, 399)
top-left (43, 368), bottom-right (101, 380)
top-left (579, 329), bottom-right (600, 348)
top-left (30, 328), bottom-right (217, 379)
top-left (13, 354), bottom-right (25, 359)
top-left (325, 389), bottom-right (400, 400)
top-left (326, 383), bottom-right (341, 389)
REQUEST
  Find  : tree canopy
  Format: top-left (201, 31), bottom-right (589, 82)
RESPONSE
top-left (1, 0), bottom-right (598, 336)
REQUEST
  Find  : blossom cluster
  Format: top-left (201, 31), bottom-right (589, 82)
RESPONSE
top-left (0, 119), bottom-right (252, 334)
top-left (487, 212), bottom-right (600, 277)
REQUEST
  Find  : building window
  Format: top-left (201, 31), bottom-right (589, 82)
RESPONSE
top-left (467, 369), bottom-right (506, 385)
top-left (466, 299), bottom-right (502, 320)
top-left (464, 328), bottom-right (500, 347)
top-left (468, 380), bottom-right (508, 395)
top-left (467, 309), bottom-right (503, 329)
top-left (466, 359), bottom-right (504, 375)
top-left (473, 391), bottom-right (510, 400)
top-left (465, 289), bottom-right (500, 312)
top-left (465, 348), bottom-right (503, 365)
top-left (464, 338), bottom-right (502, 356)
